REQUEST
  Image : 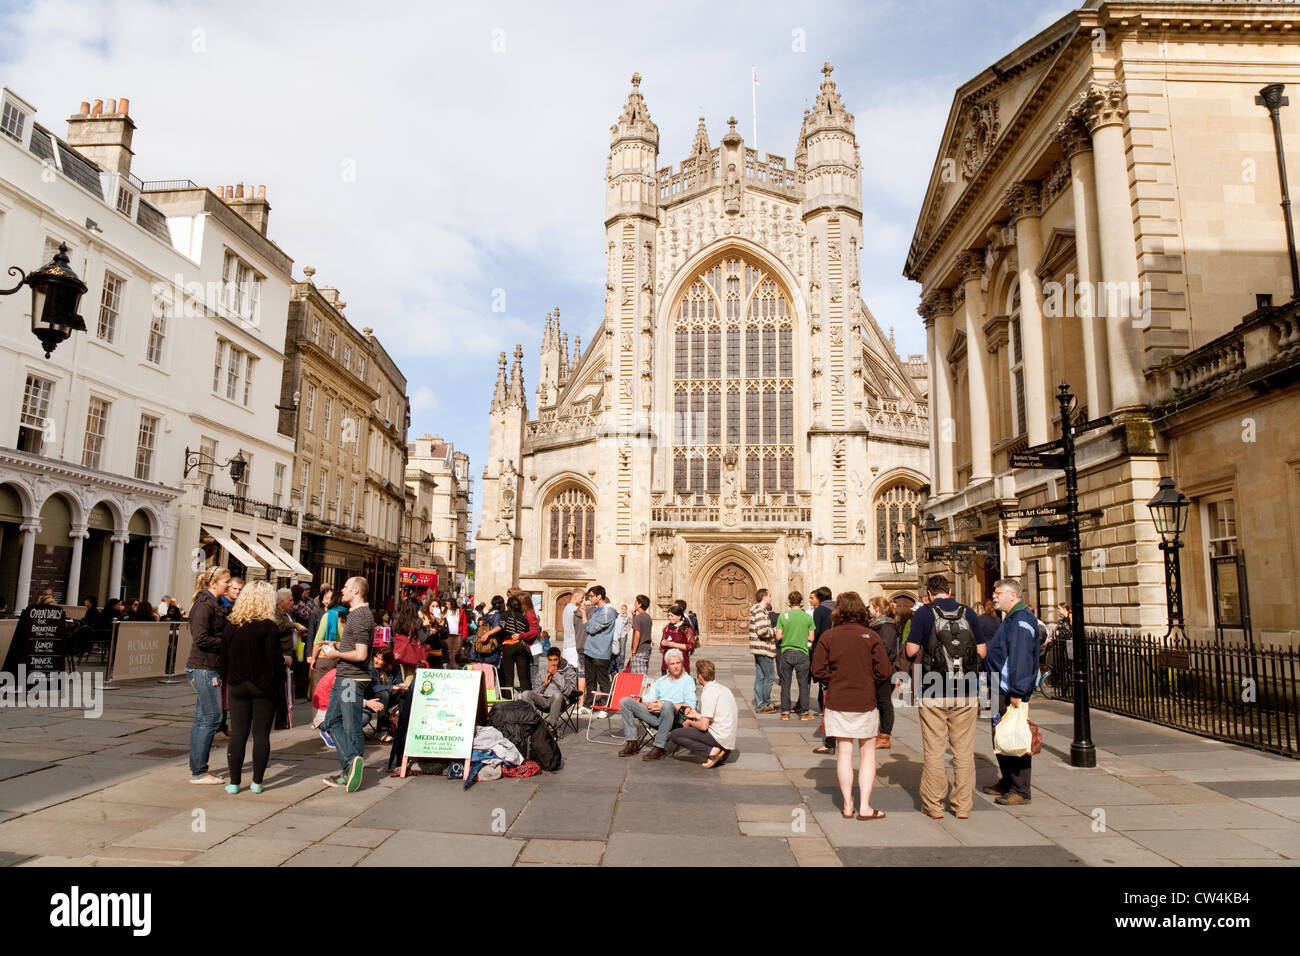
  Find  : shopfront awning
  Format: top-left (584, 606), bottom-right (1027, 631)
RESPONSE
top-left (201, 525), bottom-right (262, 570)
top-left (231, 531), bottom-right (293, 573)
top-left (258, 536), bottom-right (313, 581)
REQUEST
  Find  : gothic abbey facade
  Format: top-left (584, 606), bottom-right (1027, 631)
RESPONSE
top-left (475, 65), bottom-right (929, 642)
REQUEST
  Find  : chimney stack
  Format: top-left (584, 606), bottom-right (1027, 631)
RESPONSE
top-left (223, 181), bottom-right (272, 236)
top-left (66, 96), bottom-right (136, 177)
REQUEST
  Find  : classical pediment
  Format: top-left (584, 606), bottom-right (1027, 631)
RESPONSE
top-left (1036, 227), bottom-right (1076, 279)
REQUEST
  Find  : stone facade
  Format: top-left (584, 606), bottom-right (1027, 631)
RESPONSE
top-left (477, 66), bottom-right (929, 642)
top-left (905, 1), bottom-right (1300, 647)
top-left (405, 434), bottom-right (471, 598)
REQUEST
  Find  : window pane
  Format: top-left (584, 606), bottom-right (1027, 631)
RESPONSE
top-left (583, 507), bottom-right (595, 559)
top-left (706, 455), bottom-right (720, 493)
top-left (706, 389), bottom-right (720, 444)
top-left (779, 389), bottom-right (793, 444)
top-left (745, 451), bottom-right (760, 491)
top-left (779, 327), bottom-right (792, 377)
top-left (726, 390), bottom-right (740, 444)
top-left (689, 455), bottom-right (703, 493)
top-left (746, 388), bottom-right (760, 446)
top-left (706, 328), bottom-right (720, 378)
top-left (690, 330), bottom-right (704, 377)
top-left (674, 391), bottom-right (687, 444)
top-left (763, 390), bottom-right (776, 444)
top-left (762, 327), bottom-right (776, 377)
top-left (877, 504), bottom-right (888, 560)
top-left (690, 391), bottom-right (704, 446)
top-left (763, 454), bottom-right (777, 492)
top-left (780, 453), bottom-right (793, 491)
top-left (675, 330), bottom-right (688, 377)
top-left (673, 455), bottom-right (687, 492)
top-left (726, 328), bottom-right (740, 378)
top-left (745, 328), bottom-right (760, 377)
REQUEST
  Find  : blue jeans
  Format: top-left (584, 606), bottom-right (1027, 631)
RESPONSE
top-left (753, 655), bottom-right (776, 710)
top-left (620, 698), bottom-right (681, 749)
top-left (187, 667), bottom-right (223, 777)
top-left (323, 677), bottom-right (367, 774)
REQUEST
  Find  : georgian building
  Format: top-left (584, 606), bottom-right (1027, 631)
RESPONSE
top-left (279, 274), bottom-right (407, 608)
top-left (476, 66), bottom-right (930, 642)
top-left (406, 434), bottom-right (471, 598)
top-left (0, 89), bottom-right (302, 611)
top-left (906, 0), bottom-right (1300, 645)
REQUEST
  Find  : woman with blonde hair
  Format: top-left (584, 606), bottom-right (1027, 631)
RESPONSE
top-left (186, 566), bottom-right (231, 784)
top-left (219, 580), bottom-right (285, 794)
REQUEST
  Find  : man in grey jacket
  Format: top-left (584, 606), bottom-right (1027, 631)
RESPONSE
top-left (519, 647), bottom-right (578, 730)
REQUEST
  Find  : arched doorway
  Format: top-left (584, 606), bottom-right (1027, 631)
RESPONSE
top-left (122, 509), bottom-right (153, 603)
top-left (0, 484), bottom-right (26, 607)
top-left (704, 562), bottom-right (756, 645)
top-left (33, 494), bottom-right (74, 605)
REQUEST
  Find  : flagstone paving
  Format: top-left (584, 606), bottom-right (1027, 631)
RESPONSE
top-left (0, 647), bottom-right (1296, 866)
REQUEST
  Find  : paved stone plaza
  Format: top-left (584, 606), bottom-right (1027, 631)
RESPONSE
top-left (0, 647), bottom-right (1297, 867)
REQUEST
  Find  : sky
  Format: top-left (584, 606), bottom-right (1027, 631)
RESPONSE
top-left (0, 0), bottom-right (1077, 534)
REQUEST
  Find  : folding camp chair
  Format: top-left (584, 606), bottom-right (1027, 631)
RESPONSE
top-left (557, 688), bottom-right (584, 735)
top-left (585, 671), bottom-right (648, 744)
top-left (467, 663), bottom-right (514, 705)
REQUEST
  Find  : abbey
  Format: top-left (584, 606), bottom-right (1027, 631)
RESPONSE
top-left (475, 65), bottom-right (930, 642)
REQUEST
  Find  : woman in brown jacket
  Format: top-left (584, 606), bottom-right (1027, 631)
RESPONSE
top-left (810, 591), bottom-right (893, 820)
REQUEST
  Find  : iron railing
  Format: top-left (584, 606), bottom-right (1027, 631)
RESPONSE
top-left (204, 488), bottom-right (297, 525)
top-left (1044, 629), bottom-right (1300, 758)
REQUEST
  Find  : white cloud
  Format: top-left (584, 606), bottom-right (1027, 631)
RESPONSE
top-left (410, 386), bottom-right (438, 414)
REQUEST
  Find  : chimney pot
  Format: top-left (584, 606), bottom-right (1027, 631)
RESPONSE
top-left (79, 101), bottom-right (90, 115)
top-left (106, 98), bottom-right (116, 114)
top-left (92, 99), bottom-right (103, 115)
top-left (257, 184), bottom-right (266, 198)
top-left (118, 97), bottom-right (128, 115)
top-left (235, 183), bottom-right (245, 199)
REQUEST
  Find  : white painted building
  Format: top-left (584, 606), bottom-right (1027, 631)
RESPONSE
top-left (0, 89), bottom-right (304, 611)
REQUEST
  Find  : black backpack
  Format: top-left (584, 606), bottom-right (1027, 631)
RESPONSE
top-left (528, 720), bottom-right (563, 771)
top-left (488, 700), bottom-right (540, 756)
top-left (923, 603), bottom-right (980, 675)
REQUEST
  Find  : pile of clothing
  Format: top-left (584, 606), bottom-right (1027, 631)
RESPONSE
top-left (445, 726), bottom-right (538, 788)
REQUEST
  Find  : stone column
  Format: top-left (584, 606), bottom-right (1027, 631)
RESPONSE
top-left (919, 289), bottom-right (957, 496)
top-left (146, 540), bottom-right (170, 606)
top-left (15, 521), bottom-right (39, 610)
top-left (1056, 111), bottom-right (1109, 417)
top-left (956, 250), bottom-right (993, 481)
top-left (1005, 181), bottom-right (1052, 445)
top-left (108, 532), bottom-right (128, 601)
top-left (66, 525), bottom-right (88, 603)
top-left (1080, 80), bottom-right (1144, 412)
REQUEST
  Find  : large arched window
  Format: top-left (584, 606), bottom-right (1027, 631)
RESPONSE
top-left (547, 487), bottom-right (596, 561)
top-left (875, 484), bottom-right (921, 563)
top-left (672, 255), bottom-right (795, 495)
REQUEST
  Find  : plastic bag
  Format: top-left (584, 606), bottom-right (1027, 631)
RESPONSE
top-left (994, 701), bottom-right (1034, 757)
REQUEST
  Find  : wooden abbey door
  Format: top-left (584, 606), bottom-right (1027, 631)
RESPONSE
top-left (705, 562), bottom-right (757, 645)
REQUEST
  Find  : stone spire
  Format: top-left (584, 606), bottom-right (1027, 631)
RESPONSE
top-left (490, 350), bottom-right (508, 413)
top-left (572, 335), bottom-right (582, 367)
top-left (558, 331), bottom-right (570, 385)
top-left (690, 114), bottom-right (710, 156)
top-left (808, 61), bottom-right (854, 133)
top-left (507, 344), bottom-right (525, 408)
top-left (610, 72), bottom-right (659, 147)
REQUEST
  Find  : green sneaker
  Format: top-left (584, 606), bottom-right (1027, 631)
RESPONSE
top-left (345, 755), bottom-right (364, 792)
top-left (322, 775), bottom-right (347, 788)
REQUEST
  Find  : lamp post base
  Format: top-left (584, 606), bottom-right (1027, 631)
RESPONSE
top-left (1070, 741), bottom-right (1097, 768)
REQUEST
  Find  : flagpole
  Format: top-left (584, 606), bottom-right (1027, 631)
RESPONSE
top-left (752, 65), bottom-right (759, 154)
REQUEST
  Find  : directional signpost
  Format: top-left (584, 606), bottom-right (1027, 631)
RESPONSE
top-left (1004, 385), bottom-right (1108, 768)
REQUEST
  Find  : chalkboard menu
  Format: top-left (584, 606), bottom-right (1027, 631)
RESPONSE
top-left (21, 606), bottom-right (67, 673)
top-left (28, 545), bottom-right (71, 606)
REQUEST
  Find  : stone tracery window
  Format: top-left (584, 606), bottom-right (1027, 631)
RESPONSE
top-left (875, 484), bottom-right (921, 563)
top-left (547, 487), bottom-right (596, 561)
top-left (672, 255), bottom-right (795, 495)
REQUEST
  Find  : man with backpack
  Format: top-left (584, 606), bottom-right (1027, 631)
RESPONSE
top-left (904, 574), bottom-right (986, 820)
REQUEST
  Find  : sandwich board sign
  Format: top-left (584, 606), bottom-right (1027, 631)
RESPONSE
top-left (399, 667), bottom-right (482, 777)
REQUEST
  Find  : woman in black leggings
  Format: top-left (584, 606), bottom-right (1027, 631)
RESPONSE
top-left (218, 581), bottom-right (287, 794)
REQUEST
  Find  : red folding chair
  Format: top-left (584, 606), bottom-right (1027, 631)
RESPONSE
top-left (586, 671), bottom-right (648, 744)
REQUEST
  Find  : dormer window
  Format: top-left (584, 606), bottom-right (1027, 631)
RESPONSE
top-left (115, 182), bottom-right (135, 217)
top-left (1, 98), bottom-right (27, 142)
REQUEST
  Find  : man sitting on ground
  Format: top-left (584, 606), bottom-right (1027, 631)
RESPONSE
top-left (519, 647), bottom-right (578, 730)
top-left (618, 648), bottom-right (696, 761)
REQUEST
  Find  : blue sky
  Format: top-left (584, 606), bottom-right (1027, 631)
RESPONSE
top-left (0, 0), bottom-right (1076, 531)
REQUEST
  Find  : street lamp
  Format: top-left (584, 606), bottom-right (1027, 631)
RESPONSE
top-left (184, 447), bottom-right (247, 485)
top-left (923, 513), bottom-right (944, 549)
top-left (0, 242), bottom-right (88, 357)
top-left (1147, 476), bottom-right (1190, 638)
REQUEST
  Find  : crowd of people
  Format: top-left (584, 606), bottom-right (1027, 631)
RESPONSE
top-left (174, 566), bottom-right (1052, 816)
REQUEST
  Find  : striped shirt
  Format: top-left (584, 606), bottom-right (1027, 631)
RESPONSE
top-left (748, 603), bottom-right (776, 658)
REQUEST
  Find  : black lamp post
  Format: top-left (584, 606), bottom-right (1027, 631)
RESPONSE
top-left (184, 447), bottom-right (247, 485)
top-left (0, 242), bottom-right (88, 357)
top-left (1147, 476), bottom-right (1190, 639)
